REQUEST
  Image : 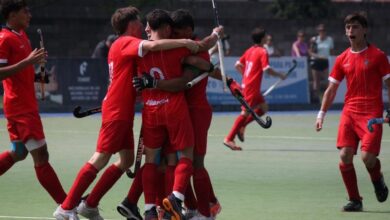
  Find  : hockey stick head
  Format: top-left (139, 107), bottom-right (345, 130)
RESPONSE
top-left (73, 106), bottom-right (84, 118)
top-left (126, 170), bottom-right (136, 178)
top-left (367, 118), bottom-right (384, 132)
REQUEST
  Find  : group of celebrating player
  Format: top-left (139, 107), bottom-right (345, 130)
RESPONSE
top-left (0, 0), bottom-right (389, 219)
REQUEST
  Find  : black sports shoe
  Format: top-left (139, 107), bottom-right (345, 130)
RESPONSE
top-left (117, 198), bottom-right (143, 220)
top-left (373, 176), bottom-right (389, 203)
top-left (162, 194), bottom-right (184, 220)
top-left (144, 206), bottom-right (158, 220)
top-left (342, 200), bottom-right (363, 212)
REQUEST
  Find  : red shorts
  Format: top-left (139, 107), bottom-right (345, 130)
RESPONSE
top-left (142, 107), bottom-right (194, 151)
top-left (7, 111), bottom-right (45, 143)
top-left (241, 94), bottom-right (265, 112)
top-left (189, 106), bottom-right (212, 156)
top-left (96, 120), bottom-right (134, 154)
top-left (337, 111), bottom-right (382, 155)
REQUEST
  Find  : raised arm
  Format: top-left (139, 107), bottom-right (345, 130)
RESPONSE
top-left (141, 39), bottom-right (199, 56)
top-left (197, 26), bottom-right (224, 52)
top-left (0, 48), bottom-right (45, 81)
top-left (316, 82), bottom-right (339, 131)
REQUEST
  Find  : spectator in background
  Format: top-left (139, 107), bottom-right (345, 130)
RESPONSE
top-left (291, 30), bottom-right (308, 57)
top-left (309, 24), bottom-right (334, 103)
top-left (263, 34), bottom-right (281, 57)
top-left (91, 34), bottom-right (117, 58)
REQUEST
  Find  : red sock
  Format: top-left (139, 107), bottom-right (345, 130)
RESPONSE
top-left (193, 168), bottom-right (211, 216)
top-left (156, 169), bottom-right (166, 207)
top-left (226, 115), bottom-right (247, 141)
top-left (127, 165), bottom-right (144, 204)
top-left (35, 162), bottom-right (67, 204)
top-left (165, 165), bottom-right (176, 196)
top-left (62, 163), bottom-right (98, 210)
top-left (143, 163), bottom-right (158, 204)
top-left (367, 159), bottom-right (382, 182)
top-left (173, 158), bottom-right (193, 195)
top-left (339, 162), bottom-right (361, 201)
top-left (184, 183), bottom-right (197, 210)
top-left (244, 108), bottom-right (264, 126)
top-left (86, 164), bottom-right (123, 208)
top-left (0, 151), bottom-right (15, 176)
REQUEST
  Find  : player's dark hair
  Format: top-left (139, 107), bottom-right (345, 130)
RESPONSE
top-left (170, 9), bottom-right (194, 31)
top-left (0, 0), bottom-right (27, 20)
top-left (344, 12), bottom-right (368, 28)
top-left (251, 27), bottom-right (266, 44)
top-left (111, 6), bottom-right (140, 35)
top-left (146, 9), bottom-right (173, 31)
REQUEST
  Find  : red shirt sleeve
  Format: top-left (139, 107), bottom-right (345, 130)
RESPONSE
top-left (121, 37), bottom-right (142, 57)
top-left (0, 35), bottom-right (10, 64)
top-left (260, 49), bottom-right (270, 71)
top-left (329, 55), bottom-right (345, 84)
top-left (378, 53), bottom-right (390, 79)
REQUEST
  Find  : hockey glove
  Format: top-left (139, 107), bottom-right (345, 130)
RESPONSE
top-left (133, 73), bottom-right (157, 91)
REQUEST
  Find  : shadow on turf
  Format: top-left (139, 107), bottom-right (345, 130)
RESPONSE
top-left (242, 148), bottom-right (334, 152)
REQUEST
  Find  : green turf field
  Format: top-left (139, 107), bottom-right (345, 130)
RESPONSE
top-left (0, 112), bottom-right (389, 220)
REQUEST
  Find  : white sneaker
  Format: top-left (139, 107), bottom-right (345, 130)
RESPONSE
top-left (76, 200), bottom-right (104, 220)
top-left (189, 213), bottom-right (215, 220)
top-left (53, 205), bottom-right (80, 220)
top-left (183, 208), bottom-right (198, 219)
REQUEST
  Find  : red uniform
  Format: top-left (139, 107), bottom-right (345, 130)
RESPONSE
top-left (97, 36), bottom-right (143, 153)
top-left (138, 48), bottom-right (194, 151)
top-left (237, 45), bottom-right (269, 110)
top-left (0, 28), bottom-right (44, 146)
top-left (185, 51), bottom-right (212, 155)
top-left (329, 45), bottom-right (390, 154)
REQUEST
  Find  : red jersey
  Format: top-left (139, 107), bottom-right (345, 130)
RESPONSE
top-left (102, 36), bottom-right (143, 122)
top-left (329, 45), bottom-right (390, 115)
top-left (238, 45), bottom-right (270, 100)
top-left (185, 50), bottom-right (210, 108)
top-left (137, 48), bottom-right (191, 115)
top-left (0, 28), bottom-right (38, 117)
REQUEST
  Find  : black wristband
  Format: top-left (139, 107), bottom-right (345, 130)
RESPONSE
top-left (208, 63), bottom-right (215, 73)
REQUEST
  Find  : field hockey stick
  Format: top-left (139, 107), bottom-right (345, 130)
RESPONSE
top-left (126, 128), bottom-right (143, 178)
top-left (231, 89), bottom-right (272, 129)
top-left (73, 106), bottom-right (102, 118)
top-left (263, 60), bottom-right (298, 96)
top-left (367, 117), bottom-right (390, 132)
top-left (211, 0), bottom-right (228, 92)
top-left (186, 72), bottom-right (208, 88)
top-left (37, 29), bottom-right (46, 100)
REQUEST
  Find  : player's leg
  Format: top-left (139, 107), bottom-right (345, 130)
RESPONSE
top-left (11, 112), bottom-right (67, 205)
top-left (238, 101), bottom-right (268, 142)
top-left (0, 141), bottom-right (28, 175)
top-left (223, 109), bottom-right (248, 150)
top-left (337, 113), bottom-right (362, 211)
top-left (360, 121), bottom-right (388, 203)
top-left (163, 112), bottom-right (194, 220)
top-left (117, 165), bottom-right (144, 220)
top-left (143, 147), bottom-right (160, 220)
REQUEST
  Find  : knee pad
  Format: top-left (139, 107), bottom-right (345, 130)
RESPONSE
top-left (10, 141), bottom-right (28, 157)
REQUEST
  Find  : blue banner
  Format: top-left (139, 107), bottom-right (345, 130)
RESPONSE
top-left (207, 56), bottom-right (310, 105)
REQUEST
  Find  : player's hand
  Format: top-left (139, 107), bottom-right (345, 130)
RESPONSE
top-left (212, 26), bottom-right (224, 39)
top-left (132, 73), bottom-right (157, 91)
top-left (315, 118), bottom-right (323, 131)
top-left (34, 72), bottom-right (50, 84)
top-left (24, 48), bottom-right (46, 65)
top-left (279, 72), bottom-right (287, 80)
top-left (226, 77), bottom-right (242, 96)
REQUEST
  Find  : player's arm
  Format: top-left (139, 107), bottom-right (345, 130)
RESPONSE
top-left (316, 81), bottom-right (339, 131)
top-left (196, 26), bottom-right (224, 52)
top-left (0, 48), bottom-right (45, 81)
top-left (265, 67), bottom-right (286, 80)
top-left (385, 78), bottom-right (390, 105)
top-left (235, 61), bottom-right (244, 75)
top-left (141, 39), bottom-right (199, 56)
